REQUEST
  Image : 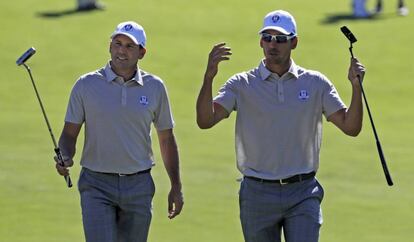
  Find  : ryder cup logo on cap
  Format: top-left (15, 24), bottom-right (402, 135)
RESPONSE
top-left (259, 10), bottom-right (297, 36)
top-left (111, 21), bottom-right (147, 48)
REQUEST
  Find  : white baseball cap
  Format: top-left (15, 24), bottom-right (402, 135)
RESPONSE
top-left (259, 10), bottom-right (297, 36)
top-left (111, 21), bottom-right (147, 48)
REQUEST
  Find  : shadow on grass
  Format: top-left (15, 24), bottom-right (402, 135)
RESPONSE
top-left (321, 12), bottom-right (397, 24)
top-left (37, 7), bottom-right (103, 18)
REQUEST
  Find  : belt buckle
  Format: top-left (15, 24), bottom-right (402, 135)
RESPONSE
top-left (279, 179), bottom-right (289, 185)
top-left (118, 173), bottom-right (127, 177)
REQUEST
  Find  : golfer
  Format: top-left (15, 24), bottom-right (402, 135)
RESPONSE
top-left (55, 21), bottom-right (183, 242)
top-left (196, 10), bottom-right (364, 242)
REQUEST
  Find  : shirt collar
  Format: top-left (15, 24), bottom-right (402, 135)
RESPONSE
top-left (258, 60), bottom-right (272, 80)
top-left (104, 62), bottom-right (144, 86)
top-left (259, 59), bottom-right (299, 81)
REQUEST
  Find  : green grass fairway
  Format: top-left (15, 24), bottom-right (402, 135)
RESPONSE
top-left (1, 0), bottom-right (413, 241)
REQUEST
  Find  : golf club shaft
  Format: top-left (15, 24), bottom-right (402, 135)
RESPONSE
top-left (342, 29), bottom-right (393, 186)
top-left (349, 44), bottom-right (354, 59)
top-left (23, 64), bottom-right (73, 188)
top-left (355, 74), bottom-right (393, 186)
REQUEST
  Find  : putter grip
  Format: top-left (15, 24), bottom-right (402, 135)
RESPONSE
top-left (54, 148), bottom-right (73, 188)
top-left (376, 141), bottom-right (393, 186)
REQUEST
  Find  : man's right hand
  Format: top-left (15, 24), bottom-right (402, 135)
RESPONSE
top-left (54, 156), bottom-right (74, 176)
top-left (204, 43), bottom-right (232, 81)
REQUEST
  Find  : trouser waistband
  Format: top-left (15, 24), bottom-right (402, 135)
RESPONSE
top-left (84, 167), bottom-right (151, 177)
top-left (244, 171), bottom-right (316, 185)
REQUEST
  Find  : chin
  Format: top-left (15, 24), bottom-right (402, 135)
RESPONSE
top-left (266, 57), bottom-right (281, 64)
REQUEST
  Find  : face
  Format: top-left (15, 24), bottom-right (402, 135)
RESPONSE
top-left (109, 34), bottom-right (146, 74)
top-left (260, 29), bottom-right (298, 66)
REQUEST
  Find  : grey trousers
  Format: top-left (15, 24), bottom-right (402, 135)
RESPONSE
top-left (239, 177), bottom-right (324, 242)
top-left (78, 168), bottom-right (155, 242)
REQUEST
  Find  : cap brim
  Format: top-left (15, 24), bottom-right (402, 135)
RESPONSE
top-left (259, 27), bottom-right (290, 35)
top-left (111, 32), bottom-right (142, 46)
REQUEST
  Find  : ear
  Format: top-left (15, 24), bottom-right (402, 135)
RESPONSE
top-left (291, 36), bottom-right (298, 50)
top-left (138, 47), bottom-right (146, 60)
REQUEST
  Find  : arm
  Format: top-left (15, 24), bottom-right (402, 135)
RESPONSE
top-left (55, 122), bottom-right (82, 176)
top-left (196, 43), bottom-right (232, 129)
top-left (328, 57), bottom-right (365, 136)
top-left (157, 128), bottom-right (183, 219)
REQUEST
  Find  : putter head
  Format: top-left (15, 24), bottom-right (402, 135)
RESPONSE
top-left (16, 47), bottom-right (36, 66)
top-left (340, 26), bottom-right (357, 44)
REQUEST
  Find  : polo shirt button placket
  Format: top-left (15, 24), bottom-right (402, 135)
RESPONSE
top-left (121, 86), bottom-right (127, 106)
top-left (277, 80), bottom-right (284, 103)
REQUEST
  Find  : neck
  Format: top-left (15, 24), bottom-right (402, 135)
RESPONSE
top-left (117, 70), bottom-right (136, 81)
top-left (110, 61), bottom-right (137, 80)
top-left (265, 58), bottom-right (291, 76)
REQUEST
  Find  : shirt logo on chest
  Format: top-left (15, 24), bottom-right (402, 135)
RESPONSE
top-left (139, 96), bottom-right (149, 105)
top-left (298, 90), bottom-right (310, 101)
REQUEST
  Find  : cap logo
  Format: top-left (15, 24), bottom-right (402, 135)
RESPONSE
top-left (124, 24), bottom-right (133, 31)
top-left (271, 15), bottom-right (280, 23)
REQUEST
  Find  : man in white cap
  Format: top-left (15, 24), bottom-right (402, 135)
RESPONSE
top-left (352, 0), bottom-right (409, 18)
top-left (77, 0), bottom-right (105, 11)
top-left (375, 0), bottom-right (409, 16)
top-left (197, 10), bottom-right (365, 242)
top-left (352, 0), bottom-right (371, 18)
top-left (55, 21), bottom-right (184, 242)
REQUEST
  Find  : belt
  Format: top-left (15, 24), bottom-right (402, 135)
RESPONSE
top-left (86, 168), bottom-right (151, 177)
top-left (244, 171), bottom-right (316, 185)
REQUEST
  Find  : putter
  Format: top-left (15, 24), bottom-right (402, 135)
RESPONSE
top-left (16, 47), bottom-right (73, 188)
top-left (340, 26), bottom-right (393, 186)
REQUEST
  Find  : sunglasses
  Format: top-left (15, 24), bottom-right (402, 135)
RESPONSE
top-left (261, 33), bottom-right (295, 43)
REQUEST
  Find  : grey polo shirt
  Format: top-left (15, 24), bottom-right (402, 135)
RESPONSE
top-left (214, 60), bottom-right (346, 180)
top-left (65, 63), bottom-right (174, 174)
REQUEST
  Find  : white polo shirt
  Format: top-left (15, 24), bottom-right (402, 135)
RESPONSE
top-left (65, 63), bottom-right (174, 174)
top-left (214, 60), bottom-right (346, 180)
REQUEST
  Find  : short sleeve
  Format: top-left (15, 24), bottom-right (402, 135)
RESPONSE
top-left (65, 78), bottom-right (85, 124)
top-left (153, 81), bottom-right (174, 130)
top-left (213, 75), bottom-right (239, 114)
top-left (321, 76), bottom-right (347, 118)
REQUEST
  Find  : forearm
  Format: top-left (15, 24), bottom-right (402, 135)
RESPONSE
top-left (58, 133), bottom-right (77, 159)
top-left (337, 57), bottom-right (365, 136)
top-left (196, 76), bottom-right (215, 129)
top-left (157, 129), bottom-right (184, 219)
top-left (197, 43), bottom-right (232, 129)
top-left (159, 134), bottom-right (181, 187)
top-left (344, 83), bottom-right (363, 136)
top-left (58, 122), bottom-right (81, 159)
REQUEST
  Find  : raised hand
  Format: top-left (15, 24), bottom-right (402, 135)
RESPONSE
top-left (204, 43), bottom-right (232, 82)
top-left (348, 57), bottom-right (365, 86)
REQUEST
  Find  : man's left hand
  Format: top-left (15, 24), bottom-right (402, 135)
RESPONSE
top-left (168, 184), bottom-right (184, 219)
